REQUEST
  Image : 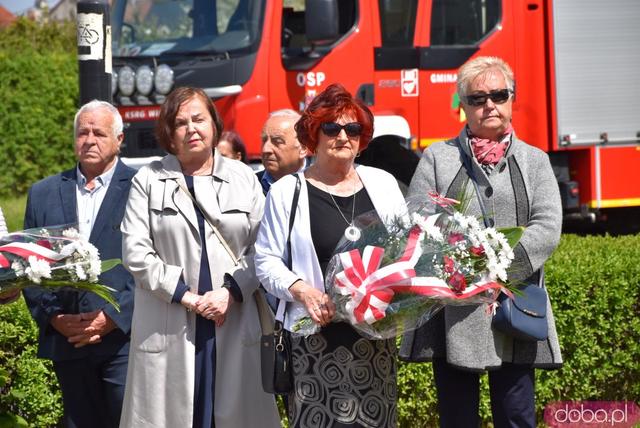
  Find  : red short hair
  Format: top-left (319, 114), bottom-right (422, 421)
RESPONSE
top-left (295, 83), bottom-right (374, 153)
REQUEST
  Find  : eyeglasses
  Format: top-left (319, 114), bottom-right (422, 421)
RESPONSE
top-left (462, 89), bottom-right (513, 106)
top-left (320, 122), bottom-right (363, 138)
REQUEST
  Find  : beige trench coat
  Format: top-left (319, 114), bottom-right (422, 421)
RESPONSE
top-left (119, 151), bottom-right (280, 428)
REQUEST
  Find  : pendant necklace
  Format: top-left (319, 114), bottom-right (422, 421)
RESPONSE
top-left (324, 175), bottom-right (361, 242)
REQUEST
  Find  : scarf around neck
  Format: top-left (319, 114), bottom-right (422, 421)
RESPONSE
top-left (468, 124), bottom-right (514, 165)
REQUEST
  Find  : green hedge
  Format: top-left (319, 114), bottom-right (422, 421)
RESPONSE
top-left (2, 233), bottom-right (638, 427)
top-left (0, 300), bottom-right (62, 428)
top-left (0, 18), bottom-right (78, 199)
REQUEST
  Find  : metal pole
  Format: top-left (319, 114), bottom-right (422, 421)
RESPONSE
top-left (77, 0), bottom-right (111, 104)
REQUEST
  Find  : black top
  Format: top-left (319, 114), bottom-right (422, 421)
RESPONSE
top-left (307, 180), bottom-right (377, 278)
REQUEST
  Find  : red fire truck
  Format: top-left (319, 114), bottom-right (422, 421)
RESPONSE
top-left (107, 0), bottom-right (640, 217)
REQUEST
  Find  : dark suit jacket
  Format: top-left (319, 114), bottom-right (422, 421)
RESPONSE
top-left (255, 169), bottom-right (268, 195)
top-left (22, 160), bottom-right (136, 361)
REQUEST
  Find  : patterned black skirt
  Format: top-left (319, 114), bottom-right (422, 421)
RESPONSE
top-left (288, 322), bottom-right (397, 428)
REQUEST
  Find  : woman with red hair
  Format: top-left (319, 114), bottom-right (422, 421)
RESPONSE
top-left (255, 83), bottom-right (405, 427)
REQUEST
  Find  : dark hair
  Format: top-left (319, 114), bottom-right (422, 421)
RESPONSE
top-left (219, 130), bottom-right (247, 163)
top-left (155, 87), bottom-right (224, 154)
top-left (294, 83), bottom-right (374, 153)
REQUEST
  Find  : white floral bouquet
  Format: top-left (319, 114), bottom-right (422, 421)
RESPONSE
top-left (0, 225), bottom-right (120, 310)
top-left (292, 192), bottom-right (523, 339)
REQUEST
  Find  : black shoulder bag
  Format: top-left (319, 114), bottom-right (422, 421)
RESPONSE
top-left (458, 144), bottom-right (549, 342)
top-left (257, 174), bottom-right (301, 394)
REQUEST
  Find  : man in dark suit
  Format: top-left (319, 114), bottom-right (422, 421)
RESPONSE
top-left (22, 100), bottom-right (136, 428)
top-left (257, 109), bottom-right (307, 194)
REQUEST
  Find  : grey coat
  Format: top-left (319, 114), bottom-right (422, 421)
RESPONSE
top-left (399, 128), bottom-right (563, 371)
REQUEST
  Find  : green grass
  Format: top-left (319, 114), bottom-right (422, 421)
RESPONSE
top-left (0, 195), bottom-right (27, 232)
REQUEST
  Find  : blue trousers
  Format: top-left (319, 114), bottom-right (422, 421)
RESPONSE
top-left (432, 359), bottom-right (536, 428)
top-left (53, 353), bottom-right (128, 428)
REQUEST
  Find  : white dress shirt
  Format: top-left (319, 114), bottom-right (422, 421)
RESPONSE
top-left (76, 160), bottom-right (118, 239)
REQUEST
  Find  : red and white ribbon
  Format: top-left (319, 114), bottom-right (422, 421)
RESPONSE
top-left (334, 226), bottom-right (423, 324)
top-left (0, 242), bottom-right (65, 268)
top-left (408, 277), bottom-right (504, 300)
top-left (428, 191), bottom-right (459, 208)
top-left (333, 223), bottom-right (506, 325)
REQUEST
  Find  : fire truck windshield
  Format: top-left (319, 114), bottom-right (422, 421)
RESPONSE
top-left (111, 0), bottom-right (265, 57)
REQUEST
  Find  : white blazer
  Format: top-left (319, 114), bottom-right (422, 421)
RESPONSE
top-left (254, 164), bottom-right (406, 331)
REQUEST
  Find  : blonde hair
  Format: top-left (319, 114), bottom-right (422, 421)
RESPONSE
top-left (457, 56), bottom-right (514, 98)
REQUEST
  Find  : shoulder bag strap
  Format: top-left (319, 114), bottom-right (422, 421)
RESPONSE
top-left (286, 174), bottom-right (302, 269)
top-left (277, 174), bottom-right (302, 321)
top-left (176, 180), bottom-right (240, 266)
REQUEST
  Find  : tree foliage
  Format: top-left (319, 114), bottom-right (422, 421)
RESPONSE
top-left (0, 18), bottom-right (78, 199)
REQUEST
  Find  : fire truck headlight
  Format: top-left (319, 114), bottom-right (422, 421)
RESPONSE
top-left (118, 66), bottom-right (135, 97)
top-left (136, 65), bottom-right (154, 96)
top-left (155, 64), bottom-right (174, 95)
top-left (111, 71), bottom-right (118, 96)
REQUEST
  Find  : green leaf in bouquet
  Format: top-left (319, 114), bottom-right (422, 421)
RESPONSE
top-left (101, 258), bottom-right (122, 273)
top-left (498, 226), bottom-right (525, 248)
top-left (36, 280), bottom-right (121, 312)
top-left (291, 317), bottom-right (315, 333)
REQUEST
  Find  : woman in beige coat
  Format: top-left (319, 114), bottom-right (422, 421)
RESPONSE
top-left (120, 87), bottom-right (280, 428)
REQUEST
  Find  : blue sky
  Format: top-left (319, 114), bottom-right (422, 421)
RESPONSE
top-left (1, 0), bottom-right (54, 14)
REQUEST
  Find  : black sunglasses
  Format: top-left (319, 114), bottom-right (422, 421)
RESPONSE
top-left (320, 122), bottom-right (363, 137)
top-left (462, 89), bottom-right (513, 106)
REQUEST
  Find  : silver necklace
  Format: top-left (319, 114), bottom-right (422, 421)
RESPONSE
top-left (323, 176), bottom-right (361, 242)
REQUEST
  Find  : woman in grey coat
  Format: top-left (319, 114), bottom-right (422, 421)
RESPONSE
top-left (399, 56), bottom-right (563, 428)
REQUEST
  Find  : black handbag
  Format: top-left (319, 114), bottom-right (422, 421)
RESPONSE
top-left (256, 288), bottom-right (293, 394)
top-left (256, 174), bottom-right (301, 394)
top-left (492, 270), bottom-right (549, 342)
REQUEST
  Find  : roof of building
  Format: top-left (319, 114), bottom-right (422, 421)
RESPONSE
top-left (0, 5), bottom-right (17, 28)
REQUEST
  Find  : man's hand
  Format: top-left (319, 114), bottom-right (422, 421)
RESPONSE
top-left (51, 310), bottom-right (117, 348)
